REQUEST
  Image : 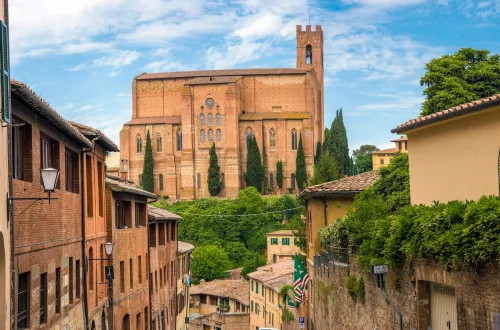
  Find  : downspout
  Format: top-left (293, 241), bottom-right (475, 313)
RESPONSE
top-left (81, 151), bottom-right (89, 329)
top-left (323, 197), bottom-right (327, 226)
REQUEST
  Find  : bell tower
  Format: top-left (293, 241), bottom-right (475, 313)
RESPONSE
top-left (296, 25), bottom-right (324, 89)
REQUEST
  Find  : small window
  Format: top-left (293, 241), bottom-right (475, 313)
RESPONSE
top-left (176, 129), bottom-right (182, 151)
top-left (69, 258), bottom-right (74, 303)
top-left (282, 238), bottom-right (290, 245)
top-left (41, 134), bottom-right (60, 188)
top-left (120, 261), bottom-right (125, 293)
top-left (216, 113), bottom-right (221, 126)
top-left (157, 135), bottom-right (163, 153)
top-left (136, 313), bottom-right (142, 330)
top-left (200, 130), bottom-right (205, 142)
top-left (135, 202), bottom-right (146, 227)
top-left (158, 223), bottom-right (166, 245)
top-left (159, 174), bottom-right (164, 191)
top-left (270, 238), bottom-right (278, 245)
top-left (122, 314), bottom-right (130, 330)
top-left (86, 154), bottom-right (93, 216)
top-left (291, 173), bottom-right (296, 190)
top-left (269, 129), bottom-right (276, 151)
top-left (11, 118), bottom-right (32, 181)
top-left (208, 129), bottom-right (213, 142)
top-left (136, 135), bottom-right (143, 154)
top-left (40, 272), bottom-right (47, 324)
top-left (130, 259), bottom-right (134, 289)
top-left (55, 267), bottom-right (61, 314)
top-left (291, 129), bottom-right (298, 151)
top-left (197, 173), bottom-right (201, 189)
top-left (144, 308), bottom-right (149, 330)
top-left (18, 272), bottom-right (30, 328)
top-left (405, 141), bottom-right (408, 150)
top-left (149, 223), bottom-right (157, 248)
top-left (116, 201), bottom-right (132, 229)
top-left (65, 149), bottom-right (79, 193)
top-left (216, 129), bottom-right (222, 142)
top-left (269, 173), bottom-right (274, 190)
top-left (306, 44), bottom-right (312, 65)
top-left (138, 256), bottom-right (143, 285)
top-left (199, 114), bottom-right (205, 126)
top-left (246, 128), bottom-right (253, 150)
top-left (398, 141), bottom-right (402, 150)
top-left (89, 247), bottom-right (94, 290)
top-left (380, 158), bottom-right (385, 165)
top-left (221, 173), bottom-right (225, 189)
top-left (97, 161), bottom-right (104, 217)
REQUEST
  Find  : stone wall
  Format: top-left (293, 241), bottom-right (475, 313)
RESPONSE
top-left (309, 258), bottom-right (500, 330)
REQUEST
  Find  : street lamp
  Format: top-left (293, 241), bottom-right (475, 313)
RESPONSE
top-left (7, 168), bottom-right (60, 220)
top-left (104, 242), bottom-right (114, 257)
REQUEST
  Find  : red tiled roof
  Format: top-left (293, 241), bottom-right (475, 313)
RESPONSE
top-left (106, 177), bottom-right (157, 201)
top-left (371, 148), bottom-right (397, 155)
top-left (299, 171), bottom-right (379, 199)
top-left (124, 116), bottom-right (182, 126)
top-left (136, 68), bottom-right (310, 80)
top-left (69, 121), bottom-right (119, 152)
top-left (247, 260), bottom-right (294, 283)
top-left (392, 94), bottom-right (500, 133)
top-left (267, 230), bottom-right (295, 236)
top-left (148, 205), bottom-right (182, 222)
top-left (178, 241), bottom-right (195, 254)
top-left (190, 280), bottom-right (249, 306)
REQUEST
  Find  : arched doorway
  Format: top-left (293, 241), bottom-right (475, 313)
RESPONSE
top-left (91, 320), bottom-right (96, 330)
top-left (101, 310), bottom-right (107, 330)
top-left (122, 314), bottom-right (130, 330)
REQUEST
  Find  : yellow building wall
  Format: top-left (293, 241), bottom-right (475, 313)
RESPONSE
top-left (405, 106), bottom-right (500, 205)
top-left (372, 153), bottom-right (395, 170)
top-left (250, 281), bottom-right (283, 330)
top-left (266, 234), bottom-right (301, 264)
top-left (306, 197), bottom-right (354, 261)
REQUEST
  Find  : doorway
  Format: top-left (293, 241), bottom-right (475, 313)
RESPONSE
top-left (430, 282), bottom-right (457, 330)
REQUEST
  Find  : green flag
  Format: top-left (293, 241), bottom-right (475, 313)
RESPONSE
top-left (287, 294), bottom-right (295, 309)
top-left (293, 254), bottom-right (310, 302)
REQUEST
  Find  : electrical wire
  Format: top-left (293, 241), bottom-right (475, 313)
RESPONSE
top-left (166, 206), bottom-right (305, 218)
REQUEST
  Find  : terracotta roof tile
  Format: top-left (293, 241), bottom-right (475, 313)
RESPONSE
top-left (148, 205), bottom-right (182, 221)
top-left (106, 177), bottom-right (157, 201)
top-left (190, 280), bottom-right (249, 306)
top-left (392, 94), bottom-right (500, 133)
top-left (124, 117), bottom-right (182, 126)
top-left (264, 274), bottom-right (293, 293)
top-left (299, 171), bottom-right (379, 199)
top-left (267, 230), bottom-right (295, 236)
top-left (239, 112), bottom-right (310, 121)
top-left (247, 260), bottom-right (294, 283)
top-left (371, 148), bottom-right (397, 155)
top-left (178, 241), bottom-right (195, 254)
top-left (69, 121), bottom-right (119, 152)
top-left (137, 68), bottom-right (309, 80)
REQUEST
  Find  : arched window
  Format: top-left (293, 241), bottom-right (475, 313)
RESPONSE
top-left (216, 113), bottom-right (222, 126)
top-left (91, 321), bottom-right (96, 330)
top-left (291, 173), bottom-right (296, 190)
top-left (208, 129), bottom-right (213, 142)
top-left (199, 114), bottom-right (205, 126)
top-left (89, 247), bottom-right (94, 291)
top-left (216, 129), bottom-right (222, 142)
top-left (246, 128), bottom-right (253, 150)
top-left (122, 314), bottom-right (130, 330)
top-left (269, 129), bottom-right (276, 150)
top-left (136, 135), bottom-right (142, 154)
top-left (208, 113), bottom-right (213, 126)
top-left (200, 130), bottom-right (205, 142)
top-left (291, 129), bottom-right (298, 151)
top-left (156, 135), bottom-right (162, 153)
top-left (176, 129), bottom-right (182, 151)
top-left (306, 44), bottom-right (312, 65)
top-left (159, 174), bottom-right (164, 191)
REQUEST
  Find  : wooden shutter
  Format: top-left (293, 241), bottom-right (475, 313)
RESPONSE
top-left (0, 21), bottom-right (9, 123)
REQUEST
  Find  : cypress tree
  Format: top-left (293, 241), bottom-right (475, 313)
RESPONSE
top-left (295, 134), bottom-right (307, 191)
top-left (339, 109), bottom-right (349, 175)
top-left (276, 160), bottom-right (284, 190)
top-left (142, 130), bottom-right (154, 192)
top-left (208, 142), bottom-right (222, 196)
top-left (314, 141), bottom-right (322, 165)
top-left (244, 137), bottom-right (264, 191)
top-left (325, 109), bottom-right (350, 176)
top-left (311, 151), bottom-right (341, 185)
top-left (262, 132), bottom-right (268, 192)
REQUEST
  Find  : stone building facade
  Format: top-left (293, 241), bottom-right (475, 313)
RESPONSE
top-left (119, 25), bottom-right (324, 200)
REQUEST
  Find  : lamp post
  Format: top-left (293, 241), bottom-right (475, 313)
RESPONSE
top-left (7, 168), bottom-right (60, 219)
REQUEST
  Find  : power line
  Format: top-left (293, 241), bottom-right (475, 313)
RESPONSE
top-left (165, 206), bottom-right (305, 218)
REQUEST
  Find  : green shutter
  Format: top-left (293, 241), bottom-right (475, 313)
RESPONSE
top-left (0, 21), bottom-right (9, 124)
top-left (251, 281), bottom-right (254, 291)
top-left (256, 283), bottom-right (258, 294)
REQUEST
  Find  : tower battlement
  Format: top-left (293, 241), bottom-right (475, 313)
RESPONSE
top-left (296, 25), bottom-right (322, 33)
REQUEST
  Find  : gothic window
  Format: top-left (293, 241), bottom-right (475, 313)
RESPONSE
top-left (136, 135), bottom-right (142, 154)
top-left (306, 44), bottom-right (312, 65)
top-left (216, 113), bottom-right (222, 126)
top-left (199, 114), bottom-right (205, 126)
top-left (216, 129), bottom-right (222, 142)
top-left (208, 129), bottom-right (213, 142)
top-left (176, 129), bottom-right (182, 151)
top-left (208, 113), bottom-right (213, 126)
top-left (291, 129), bottom-right (298, 151)
top-left (246, 128), bottom-right (253, 150)
top-left (269, 129), bottom-right (276, 150)
top-left (159, 174), bottom-right (164, 191)
top-left (156, 135), bottom-right (162, 153)
top-left (200, 130), bottom-right (205, 142)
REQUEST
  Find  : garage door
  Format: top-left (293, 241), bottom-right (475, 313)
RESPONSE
top-left (430, 283), bottom-right (457, 330)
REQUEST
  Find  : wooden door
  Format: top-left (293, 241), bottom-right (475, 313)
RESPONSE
top-left (430, 283), bottom-right (457, 330)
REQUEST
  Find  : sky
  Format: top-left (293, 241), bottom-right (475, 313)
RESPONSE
top-left (9, 0), bottom-right (500, 152)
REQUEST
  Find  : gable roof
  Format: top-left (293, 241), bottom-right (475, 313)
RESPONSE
top-left (136, 68), bottom-right (310, 80)
top-left (299, 171), bottom-right (379, 199)
top-left (267, 230), bottom-right (295, 236)
top-left (190, 279), bottom-right (250, 306)
top-left (148, 205), bottom-right (182, 222)
top-left (69, 121), bottom-right (119, 152)
top-left (247, 259), bottom-right (294, 283)
top-left (392, 94), bottom-right (500, 134)
top-left (178, 241), bottom-right (195, 254)
top-left (105, 177), bottom-right (157, 201)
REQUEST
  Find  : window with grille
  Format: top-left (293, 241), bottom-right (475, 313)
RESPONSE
top-left (18, 272), bottom-right (29, 328)
top-left (40, 272), bottom-right (47, 324)
top-left (56, 268), bottom-right (61, 314)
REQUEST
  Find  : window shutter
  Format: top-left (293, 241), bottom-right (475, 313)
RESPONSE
top-left (0, 21), bottom-right (9, 123)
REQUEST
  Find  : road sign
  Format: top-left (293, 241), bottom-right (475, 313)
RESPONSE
top-left (372, 265), bottom-right (389, 274)
top-left (105, 266), bottom-right (114, 280)
top-left (299, 317), bottom-right (305, 329)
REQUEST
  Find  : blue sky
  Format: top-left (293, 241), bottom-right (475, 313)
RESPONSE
top-left (9, 0), bottom-right (500, 151)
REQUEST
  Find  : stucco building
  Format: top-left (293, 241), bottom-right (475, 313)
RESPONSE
top-left (266, 230), bottom-right (301, 264)
top-left (119, 25), bottom-right (324, 200)
top-left (371, 136), bottom-right (407, 170)
top-left (176, 241), bottom-right (194, 330)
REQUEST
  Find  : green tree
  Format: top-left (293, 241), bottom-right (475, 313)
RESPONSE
top-left (207, 142), bottom-right (222, 196)
top-left (420, 48), bottom-right (500, 116)
top-left (191, 245), bottom-right (231, 281)
top-left (325, 109), bottom-right (349, 175)
top-left (241, 252), bottom-right (266, 278)
top-left (276, 160), bottom-right (284, 189)
top-left (262, 133), bottom-right (268, 192)
top-left (314, 141), bottom-right (322, 165)
top-left (295, 134), bottom-right (307, 191)
top-left (224, 242), bottom-right (249, 268)
top-left (311, 151), bottom-right (341, 185)
top-left (244, 137), bottom-right (264, 191)
top-left (352, 144), bottom-right (379, 174)
top-left (142, 130), bottom-right (154, 192)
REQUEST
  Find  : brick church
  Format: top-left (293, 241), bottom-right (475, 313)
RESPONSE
top-left (119, 25), bottom-right (324, 200)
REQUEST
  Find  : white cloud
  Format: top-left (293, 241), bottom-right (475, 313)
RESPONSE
top-left (93, 50), bottom-right (141, 69)
top-left (144, 59), bottom-right (193, 72)
top-left (73, 103), bottom-right (105, 113)
top-left (68, 63), bottom-right (87, 71)
top-left (343, 0), bottom-right (427, 7)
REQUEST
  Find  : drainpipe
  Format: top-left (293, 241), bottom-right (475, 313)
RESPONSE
top-left (323, 198), bottom-right (328, 226)
top-left (81, 151), bottom-right (89, 329)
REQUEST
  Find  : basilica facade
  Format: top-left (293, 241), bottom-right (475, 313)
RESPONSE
top-left (119, 25), bottom-right (324, 200)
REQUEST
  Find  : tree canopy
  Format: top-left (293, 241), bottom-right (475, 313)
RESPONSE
top-left (191, 245), bottom-right (231, 281)
top-left (324, 109), bottom-right (349, 175)
top-left (276, 160), bottom-right (284, 189)
top-left (310, 151), bottom-right (341, 185)
top-left (208, 143), bottom-right (222, 196)
top-left (295, 134), bottom-right (307, 191)
top-left (420, 48), bottom-right (500, 116)
top-left (141, 130), bottom-right (154, 192)
top-left (352, 144), bottom-right (379, 175)
top-left (244, 137), bottom-right (265, 191)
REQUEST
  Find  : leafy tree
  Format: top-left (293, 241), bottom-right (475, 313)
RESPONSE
top-left (191, 245), bottom-right (231, 281)
top-left (420, 48), bottom-right (500, 116)
top-left (314, 141), bottom-right (322, 165)
top-left (310, 151), bottom-right (341, 185)
top-left (352, 144), bottom-right (379, 174)
top-left (207, 143), bottom-right (222, 196)
top-left (295, 134), bottom-right (307, 190)
top-left (276, 160), bottom-right (284, 189)
top-left (241, 252), bottom-right (266, 278)
top-left (142, 130), bottom-right (154, 192)
top-left (224, 242), bottom-right (249, 268)
top-left (244, 137), bottom-right (264, 191)
top-left (324, 109), bottom-right (349, 175)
